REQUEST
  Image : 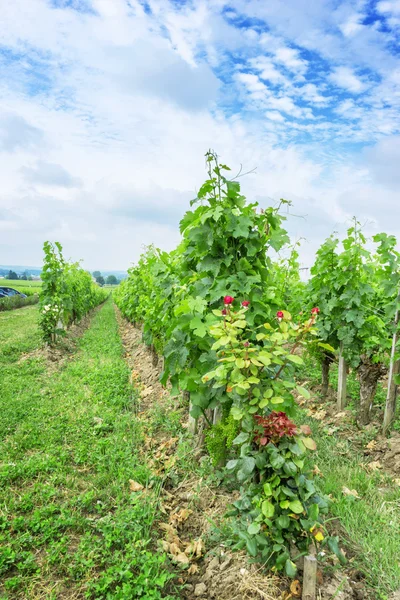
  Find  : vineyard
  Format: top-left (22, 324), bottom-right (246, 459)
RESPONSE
top-left (1, 153), bottom-right (400, 600)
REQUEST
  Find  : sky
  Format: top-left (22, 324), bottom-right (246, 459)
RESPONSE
top-left (0, 0), bottom-right (400, 271)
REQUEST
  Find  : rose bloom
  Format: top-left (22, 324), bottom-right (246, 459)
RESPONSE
top-left (276, 310), bottom-right (284, 319)
top-left (224, 295), bottom-right (234, 305)
top-left (242, 300), bottom-right (250, 307)
top-left (311, 307), bottom-right (320, 314)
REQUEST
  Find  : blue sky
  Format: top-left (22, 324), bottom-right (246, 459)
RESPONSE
top-left (0, 0), bottom-right (399, 269)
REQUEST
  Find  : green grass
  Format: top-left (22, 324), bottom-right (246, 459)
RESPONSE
top-left (1, 279), bottom-right (42, 288)
top-left (296, 355), bottom-right (400, 598)
top-left (0, 305), bottom-right (41, 363)
top-left (0, 299), bottom-right (178, 599)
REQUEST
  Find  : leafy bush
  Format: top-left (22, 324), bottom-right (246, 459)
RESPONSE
top-left (200, 300), bottom-right (342, 574)
top-left (0, 294), bottom-right (39, 312)
top-left (39, 241), bottom-right (108, 343)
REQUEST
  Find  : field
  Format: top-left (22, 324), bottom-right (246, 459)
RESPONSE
top-left (1, 300), bottom-right (400, 600)
top-left (2, 162), bottom-right (400, 600)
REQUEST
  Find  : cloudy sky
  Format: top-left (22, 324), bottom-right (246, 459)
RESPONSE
top-left (1, 0), bottom-right (400, 271)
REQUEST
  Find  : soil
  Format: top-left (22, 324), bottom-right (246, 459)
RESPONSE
top-left (116, 311), bottom-right (377, 600)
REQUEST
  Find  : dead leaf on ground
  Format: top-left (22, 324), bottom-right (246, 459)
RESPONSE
top-left (169, 508), bottom-right (192, 527)
top-left (366, 440), bottom-right (377, 450)
top-left (290, 580), bottom-right (301, 596)
top-left (313, 465), bottom-right (323, 477)
top-left (129, 480), bottom-right (144, 492)
top-left (188, 563), bottom-right (199, 575)
top-left (311, 409), bottom-right (327, 421)
top-left (342, 486), bottom-right (360, 498)
top-left (368, 460), bottom-right (383, 471)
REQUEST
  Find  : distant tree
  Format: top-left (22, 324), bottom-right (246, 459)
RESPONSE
top-left (96, 275), bottom-right (105, 286)
top-left (93, 271), bottom-right (101, 279)
top-left (7, 270), bottom-right (18, 280)
top-left (28, 276), bottom-right (33, 281)
top-left (20, 274), bottom-right (27, 280)
top-left (106, 275), bottom-right (118, 285)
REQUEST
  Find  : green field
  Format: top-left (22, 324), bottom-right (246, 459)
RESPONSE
top-left (0, 279), bottom-right (42, 288)
top-left (0, 299), bottom-right (181, 599)
top-left (1, 301), bottom-right (400, 599)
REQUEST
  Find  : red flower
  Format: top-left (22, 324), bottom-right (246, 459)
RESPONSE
top-left (242, 300), bottom-right (250, 307)
top-left (311, 307), bottom-right (320, 314)
top-left (276, 310), bottom-right (284, 319)
top-left (243, 341), bottom-right (250, 347)
top-left (224, 295), bottom-right (234, 305)
top-left (222, 308), bottom-right (227, 316)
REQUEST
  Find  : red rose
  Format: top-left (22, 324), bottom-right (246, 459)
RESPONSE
top-left (242, 300), bottom-right (250, 307)
top-left (243, 341), bottom-right (250, 347)
top-left (311, 307), bottom-right (320, 314)
top-left (276, 310), bottom-right (284, 319)
top-left (221, 308), bottom-right (227, 316)
top-left (224, 295), bottom-right (234, 305)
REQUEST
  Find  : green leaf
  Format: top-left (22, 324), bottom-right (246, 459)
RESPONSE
top-left (285, 559), bottom-right (297, 578)
top-left (327, 537), bottom-right (347, 565)
top-left (226, 459), bottom-right (238, 470)
top-left (246, 537), bottom-right (258, 557)
top-left (240, 457), bottom-right (256, 478)
top-left (286, 354), bottom-right (303, 365)
top-left (232, 432), bottom-right (250, 445)
top-left (277, 515), bottom-right (290, 529)
top-left (289, 500), bottom-right (304, 514)
top-left (296, 385), bottom-right (310, 399)
top-left (258, 396), bottom-right (270, 409)
top-left (261, 500), bottom-right (275, 518)
top-left (263, 483), bottom-right (272, 497)
top-left (247, 522), bottom-right (261, 535)
top-left (231, 406), bottom-right (244, 420)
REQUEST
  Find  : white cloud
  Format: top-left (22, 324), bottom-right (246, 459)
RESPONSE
top-left (0, 0), bottom-right (400, 271)
top-left (329, 66), bottom-right (367, 93)
top-left (266, 111), bottom-right (285, 122)
top-left (274, 46), bottom-right (307, 73)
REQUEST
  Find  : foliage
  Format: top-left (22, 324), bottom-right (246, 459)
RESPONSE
top-left (39, 241), bottom-right (107, 343)
top-left (202, 301), bottom-right (337, 573)
top-left (115, 151), bottom-right (293, 414)
top-left (308, 221), bottom-right (399, 368)
top-left (0, 294), bottom-right (39, 312)
top-left (7, 270), bottom-right (18, 280)
top-left (205, 412), bottom-right (239, 466)
top-left (106, 274), bottom-right (118, 285)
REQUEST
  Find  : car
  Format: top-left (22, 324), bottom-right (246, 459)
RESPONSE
top-left (0, 287), bottom-right (27, 298)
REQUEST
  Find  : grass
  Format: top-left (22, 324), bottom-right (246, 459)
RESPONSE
top-left (0, 305), bottom-right (41, 362)
top-left (0, 279), bottom-right (42, 288)
top-left (2, 303), bottom-right (399, 599)
top-left (296, 355), bottom-right (400, 598)
top-left (0, 299), bottom-right (179, 599)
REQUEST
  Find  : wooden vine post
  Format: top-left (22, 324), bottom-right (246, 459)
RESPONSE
top-left (337, 341), bottom-right (347, 411)
top-left (383, 288), bottom-right (400, 434)
top-left (302, 555), bottom-right (317, 600)
top-left (185, 392), bottom-right (198, 434)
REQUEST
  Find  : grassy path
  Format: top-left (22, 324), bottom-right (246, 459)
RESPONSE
top-left (0, 300), bottom-right (176, 600)
top-left (0, 305), bottom-right (40, 361)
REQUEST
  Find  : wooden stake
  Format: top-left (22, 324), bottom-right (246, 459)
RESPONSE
top-left (302, 555), bottom-right (317, 600)
top-left (185, 392), bottom-right (198, 435)
top-left (383, 290), bottom-right (400, 434)
top-left (213, 405), bottom-right (222, 425)
top-left (337, 342), bottom-right (347, 411)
